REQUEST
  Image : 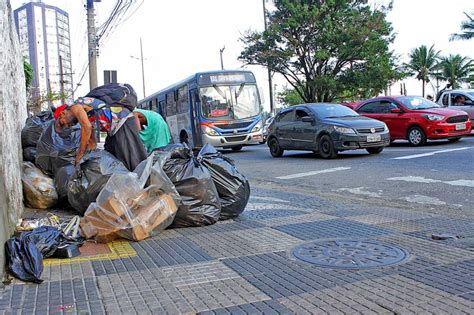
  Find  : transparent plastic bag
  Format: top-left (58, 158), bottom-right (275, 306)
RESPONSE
top-left (22, 162), bottom-right (58, 209)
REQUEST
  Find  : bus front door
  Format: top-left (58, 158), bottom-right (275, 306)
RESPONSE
top-left (190, 89), bottom-right (202, 147)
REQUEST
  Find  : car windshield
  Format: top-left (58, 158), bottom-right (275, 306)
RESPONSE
top-left (310, 104), bottom-right (359, 119)
top-left (200, 84), bottom-right (260, 120)
top-left (396, 96), bottom-right (441, 110)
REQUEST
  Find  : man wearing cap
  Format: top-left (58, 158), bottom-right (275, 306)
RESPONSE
top-left (56, 83), bottom-right (147, 171)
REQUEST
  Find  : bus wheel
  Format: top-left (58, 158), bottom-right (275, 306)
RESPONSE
top-left (231, 145), bottom-right (243, 151)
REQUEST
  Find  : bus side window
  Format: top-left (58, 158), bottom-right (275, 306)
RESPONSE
top-left (158, 100), bottom-right (166, 116)
top-left (166, 92), bottom-right (176, 115)
top-left (177, 86), bottom-right (188, 114)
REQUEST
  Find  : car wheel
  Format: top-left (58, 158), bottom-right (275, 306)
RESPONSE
top-left (318, 135), bottom-right (338, 159)
top-left (366, 147), bottom-right (384, 154)
top-left (268, 138), bottom-right (284, 157)
top-left (231, 145), bottom-right (243, 151)
top-left (407, 126), bottom-right (426, 146)
top-left (448, 137), bottom-right (461, 143)
top-left (389, 139), bottom-right (396, 145)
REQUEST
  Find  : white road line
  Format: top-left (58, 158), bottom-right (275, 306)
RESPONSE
top-left (388, 176), bottom-right (474, 188)
top-left (392, 147), bottom-right (471, 160)
top-left (276, 167), bottom-right (351, 180)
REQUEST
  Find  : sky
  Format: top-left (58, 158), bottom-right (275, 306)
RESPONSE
top-left (11, 0), bottom-right (474, 112)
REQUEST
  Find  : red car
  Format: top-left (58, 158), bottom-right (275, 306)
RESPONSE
top-left (355, 96), bottom-right (472, 146)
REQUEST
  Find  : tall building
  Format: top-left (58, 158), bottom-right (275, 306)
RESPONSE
top-left (14, 1), bottom-right (73, 106)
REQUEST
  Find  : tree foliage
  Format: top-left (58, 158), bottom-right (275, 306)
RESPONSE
top-left (23, 59), bottom-right (33, 90)
top-left (436, 54), bottom-right (474, 89)
top-left (450, 12), bottom-right (474, 41)
top-left (403, 45), bottom-right (440, 97)
top-left (240, 0), bottom-right (402, 103)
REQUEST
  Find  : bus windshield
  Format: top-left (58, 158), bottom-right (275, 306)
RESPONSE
top-left (200, 84), bottom-right (260, 120)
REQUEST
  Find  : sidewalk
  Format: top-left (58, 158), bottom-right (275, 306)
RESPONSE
top-left (1, 187), bottom-right (473, 314)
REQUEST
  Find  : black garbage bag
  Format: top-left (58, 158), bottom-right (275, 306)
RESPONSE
top-left (23, 147), bottom-right (37, 162)
top-left (68, 150), bottom-right (129, 215)
top-left (35, 121), bottom-right (80, 176)
top-left (5, 226), bottom-right (62, 283)
top-left (198, 144), bottom-right (250, 220)
top-left (54, 165), bottom-right (76, 201)
top-left (156, 144), bottom-right (221, 227)
top-left (21, 110), bottom-right (54, 148)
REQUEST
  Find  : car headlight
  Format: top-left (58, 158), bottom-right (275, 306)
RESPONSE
top-left (252, 121), bottom-right (263, 132)
top-left (383, 123), bottom-right (389, 132)
top-left (201, 126), bottom-right (218, 136)
top-left (334, 126), bottom-right (355, 134)
top-left (422, 114), bottom-right (445, 121)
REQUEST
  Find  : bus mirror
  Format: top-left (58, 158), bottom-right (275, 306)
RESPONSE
top-left (258, 87), bottom-right (265, 104)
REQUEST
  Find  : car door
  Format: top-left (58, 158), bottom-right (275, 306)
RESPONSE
top-left (292, 107), bottom-right (316, 150)
top-left (273, 109), bottom-right (295, 148)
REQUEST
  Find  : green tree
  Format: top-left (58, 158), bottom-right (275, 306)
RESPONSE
top-left (277, 87), bottom-right (304, 106)
top-left (239, 0), bottom-right (401, 103)
top-left (23, 59), bottom-right (33, 90)
top-left (450, 12), bottom-right (474, 41)
top-left (404, 45), bottom-right (440, 97)
top-left (437, 54), bottom-right (474, 89)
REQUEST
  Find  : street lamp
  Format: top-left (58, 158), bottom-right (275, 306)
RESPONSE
top-left (219, 46), bottom-right (225, 70)
top-left (130, 37), bottom-right (147, 99)
top-left (262, 0), bottom-right (274, 114)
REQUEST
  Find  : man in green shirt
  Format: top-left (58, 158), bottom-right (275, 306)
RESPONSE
top-left (133, 109), bottom-right (171, 152)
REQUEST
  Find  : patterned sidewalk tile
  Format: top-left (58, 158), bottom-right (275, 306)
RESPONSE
top-left (247, 212), bottom-right (338, 227)
top-left (239, 208), bottom-right (308, 221)
top-left (198, 300), bottom-right (293, 315)
top-left (346, 214), bottom-right (401, 225)
top-left (41, 261), bottom-right (94, 282)
top-left (175, 220), bottom-right (266, 236)
top-left (274, 219), bottom-right (392, 240)
top-left (190, 227), bottom-right (302, 258)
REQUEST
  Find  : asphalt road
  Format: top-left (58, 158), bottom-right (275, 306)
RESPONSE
top-left (226, 135), bottom-right (474, 216)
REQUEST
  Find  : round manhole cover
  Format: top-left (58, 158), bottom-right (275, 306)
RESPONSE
top-left (292, 240), bottom-right (409, 269)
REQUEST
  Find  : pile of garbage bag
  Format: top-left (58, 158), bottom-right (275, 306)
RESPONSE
top-left (22, 162), bottom-right (58, 209)
top-left (21, 110), bottom-right (54, 162)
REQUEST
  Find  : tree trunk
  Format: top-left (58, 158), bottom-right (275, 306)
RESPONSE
top-left (422, 79), bottom-right (425, 97)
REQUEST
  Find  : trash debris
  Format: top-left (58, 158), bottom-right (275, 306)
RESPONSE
top-left (5, 226), bottom-right (62, 283)
top-left (54, 165), bottom-right (76, 201)
top-left (432, 233), bottom-right (463, 240)
top-left (80, 170), bottom-right (178, 242)
top-left (35, 121), bottom-right (80, 176)
top-left (156, 144), bottom-right (221, 228)
top-left (199, 144), bottom-right (250, 220)
top-left (22, 162), bottom-right (58, 209)
top-left (17, 213), bottom-right (60, 232)
top-left (68, 150), bottom-right (129, 215)
top-left (51, 243), bottom-right (80, 258)
top-left (21, 110), bottom-right (54, 148)
top-left (23, 146), bottom-right (37, 163)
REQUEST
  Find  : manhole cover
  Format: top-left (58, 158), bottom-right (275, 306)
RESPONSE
top-left (292, 240), bottom-right (409, 269)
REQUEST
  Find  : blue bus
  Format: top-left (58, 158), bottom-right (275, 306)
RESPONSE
top-left (138, 70), bottom-right (264, 150)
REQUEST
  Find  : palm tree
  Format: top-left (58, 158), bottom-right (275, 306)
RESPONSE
top-left (450, 12), bottom-right (474, 41)
top-left (404, 45), bottom-right (440, 97)
top-left (437, 54), bottom-right (474, 88)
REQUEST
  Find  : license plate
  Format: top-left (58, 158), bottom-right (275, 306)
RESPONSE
top-left (455, 123), bottom-right (466, 131)
top-left (366, 134), bottom-right (381, 142)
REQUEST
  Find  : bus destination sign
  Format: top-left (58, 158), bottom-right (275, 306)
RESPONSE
top-left (198, 72), bottom-right (256, 85)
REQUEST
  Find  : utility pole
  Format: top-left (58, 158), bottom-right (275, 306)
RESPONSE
top-left (219, 46), bottom-right (225, 70)
top-left (262, 0), bottom-right (274, 114)
top-left (86, 0), bottom-right (98, 89)
top-left (59, 55), bottom-right (65, 104)
top-left (140, 38), bottom-right (146, 98)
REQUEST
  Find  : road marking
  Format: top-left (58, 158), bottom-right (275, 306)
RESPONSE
top-left (404, 195), bottom-right (446, 206)
top-left (336, 187), bottom-right (382, 198)
top-left (276, 167), bottom-right (351, 180)
top-left (392, 147), bottom-right (471, 160)
top-left (250, 196), bottom-right (290, 203)
top-left (388, 176), bottom-right (474, 188)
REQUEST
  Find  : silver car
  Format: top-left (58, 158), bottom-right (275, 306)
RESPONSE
top-left (437, 89), bottom-right (474, 123)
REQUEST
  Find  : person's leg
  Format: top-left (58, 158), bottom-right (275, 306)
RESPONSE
top-left (104, 118), bottom-right (147, 171)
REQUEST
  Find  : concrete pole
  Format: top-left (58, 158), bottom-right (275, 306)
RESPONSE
top-left (140, 37), bottom-right (146, 98)
top-left (87, 0), bottom-right (98, 89)
top-left (59, 55), bottom-right (65, 104)
top-left (262, 0), bottom-right (274, 114)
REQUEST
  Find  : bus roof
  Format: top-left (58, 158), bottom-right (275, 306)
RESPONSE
top-left (139, 69), bottom-right (256, 103)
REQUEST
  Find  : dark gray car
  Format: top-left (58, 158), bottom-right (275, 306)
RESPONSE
top-left (267, 103), bottom-right (390, 158)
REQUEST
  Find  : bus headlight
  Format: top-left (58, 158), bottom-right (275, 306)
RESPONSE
top-left (252, 121), bottom-right (263, 132)
top-left (202, 126), bottom-right (218, 136)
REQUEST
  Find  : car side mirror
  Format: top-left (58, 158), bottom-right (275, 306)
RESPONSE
top-left (390, 108), bottom-right (402, 113)
top-left (302, 116), bottom-right (315, 123)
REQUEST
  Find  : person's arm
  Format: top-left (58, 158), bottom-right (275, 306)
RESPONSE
top-left (70, 104), bottom-right (93, 165)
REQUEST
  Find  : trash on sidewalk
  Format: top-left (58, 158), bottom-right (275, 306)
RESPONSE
top-left (5, 226), bottom-right (62, 283)
top-left (16, 213), bottom-right (60, 232)
top-left (23, 146), bottom-right (37, 163)
top-left (54, 165), bottom-right (76, 202)
top-left (156, 144), bottom-right (221, 228)
top-left (80, 170), bottom-right (178, 242)
top-left (35, 121), bottom-right (80, 176)
top-left (432, 233), bottom-right (463, 240)
top-left (21, 110), bottom-right (54, 149)
top-left (199, 144), bottom-right (250, 220)
top-left (22, 162), bottom-right (58, 209)
top-left (68, 150), bottom-right (129, 215)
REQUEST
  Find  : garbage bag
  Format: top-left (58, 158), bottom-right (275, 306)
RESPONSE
top-left (23, 146), bottom-right (37, 162)
top-left (35, 121), bottom-right (80, 176)
top-left (5, 226), bottom-right (62, 283)
top-left (22, 162), bottom-right (58, 209)
top-left (54, 165), bottom-right (75, 201)
top-left (21, 110), bottom-right (54, 148)
top-left (199, 144), bottom-right (250, 220)
top-left (81, 159), bottom-right (178, 242)
top-left (68, 150), bottom-right (129, 215)
top-left (155, 144), bottom-right (221, 228)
